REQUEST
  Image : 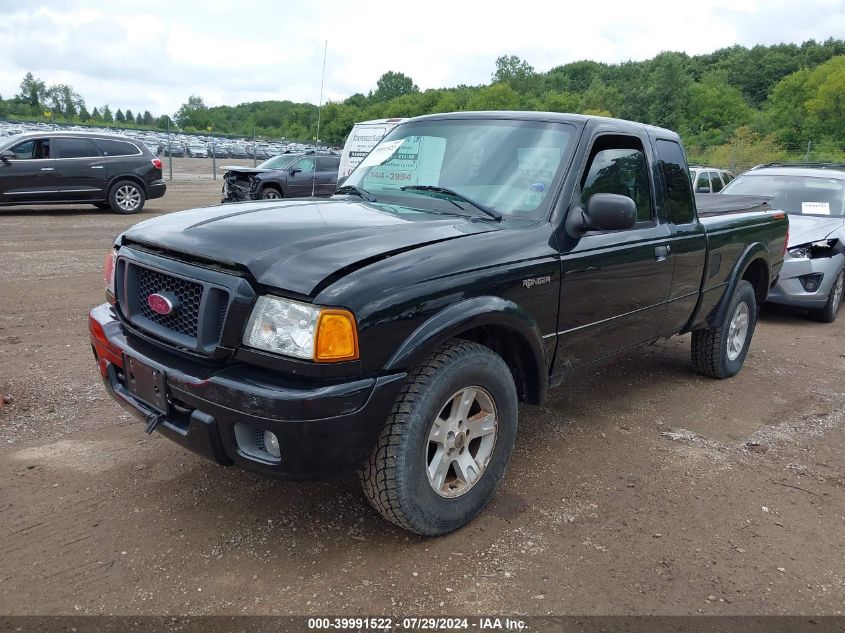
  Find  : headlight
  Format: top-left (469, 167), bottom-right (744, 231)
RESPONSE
top-left (104, 249), bottom-right (117, 302)
top-left (243, 296), bottom-right (359, 362)
top-left (788, 246), bottom-right (810, 259)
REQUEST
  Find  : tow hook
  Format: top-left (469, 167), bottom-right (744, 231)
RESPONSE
top-left (145, 412), bottom-right (165, 434)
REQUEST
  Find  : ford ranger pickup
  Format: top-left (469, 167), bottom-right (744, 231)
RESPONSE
top-left (89, 112), bottom-right (788, 535)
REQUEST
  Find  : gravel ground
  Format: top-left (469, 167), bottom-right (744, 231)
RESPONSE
top-left (0, 160), bottom-right (843, 616)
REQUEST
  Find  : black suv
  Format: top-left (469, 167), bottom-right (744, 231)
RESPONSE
top-left (0, 131), bottom-right (166, 214)
top-left (221, 152), bottom-right (340, 202)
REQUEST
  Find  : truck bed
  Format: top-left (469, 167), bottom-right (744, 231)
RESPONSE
top-left (695, 193), bottom-right (772, 216)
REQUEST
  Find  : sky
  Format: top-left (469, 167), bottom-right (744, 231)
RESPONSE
top-left (0, 0), bottom-right (843, 116)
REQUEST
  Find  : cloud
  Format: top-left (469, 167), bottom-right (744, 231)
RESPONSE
top-left (0, 0), bottom-right (842, 116)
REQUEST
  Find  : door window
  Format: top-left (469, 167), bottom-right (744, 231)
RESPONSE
top-left (10, 138), bottom-right (50, 159)
top-left (695, 171), bottom-right (711, 193)
top-left (581, 137), bottom-right (653, 224)
top-left (54, 137), bottom-right (100, 159)
top-left (709, 171), bottom-right (724, 192)
top-left (316, 156), bottom-right (340, 172)
top-left (294, 157), bottom-right (315, 173)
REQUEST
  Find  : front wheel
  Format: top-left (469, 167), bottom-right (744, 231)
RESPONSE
top-left (360, 340), bottom-right (518, 535)
top-left (812, 267), bottom-right (843, 323)
top-left (260, 187), bottom-right (283, 200)
top-left (691, 279), bottom-right (757, 379)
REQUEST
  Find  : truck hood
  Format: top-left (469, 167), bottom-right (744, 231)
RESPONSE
top-left (220, 166), bottom-right (272, 175)
top-left (120, 199), bottom-right (501, 296)
top-left (787, 215), bottom-right (845, 246)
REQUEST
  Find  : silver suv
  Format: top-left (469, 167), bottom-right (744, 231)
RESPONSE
top-left (690, 166), bottom-right (735, 193)
top-left (721, 163), bottom-right (844, 322)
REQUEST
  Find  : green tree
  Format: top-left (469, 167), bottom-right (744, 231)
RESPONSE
top-left (805, 57), bottom-right (845, 141)
top-left (373, 71), bottom-right (419, 102)
top-left (102, 105), bottom-right (113, 123)
top-left (78, 105), bottom-right (90, 122)
top-left (580, 78), bottom-right (622, 116)
top-left (466, 83), bottom-right (520, 111)
top-left (142, 110), bottom-right (154, 126)
top-left (124, 108), bottom-right (134, 123)
top-left (175, 95), bottom-right (209, 129)
top-left (686, 74), bottom-right (753, 136)
top-left (492, 54), bottom-right (536, 92)
top-left (646, 52), bottom-right (692, 130)
top-left (115, 108), bottom-right (125, 123)
top-left (135, 112), bottom-right (144, 125)
top-left (18, 72), bottom-right (47, 108)
top-left (91, 106), bottom-right (101, 121)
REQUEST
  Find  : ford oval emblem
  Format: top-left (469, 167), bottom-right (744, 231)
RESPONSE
top-left (147, 293), bottom-right (175, 315)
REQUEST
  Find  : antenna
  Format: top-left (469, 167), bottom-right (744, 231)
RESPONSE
top-left (312, 39), bottom-right (328, 197)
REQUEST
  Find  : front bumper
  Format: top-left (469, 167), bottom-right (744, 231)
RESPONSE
top-left (767, 253), bottom-right (844, 308)
top-left (89, 303), bottom-right (405, 479)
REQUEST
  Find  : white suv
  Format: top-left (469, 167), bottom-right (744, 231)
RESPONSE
top-left (690, 166), bottom-right (735, 193)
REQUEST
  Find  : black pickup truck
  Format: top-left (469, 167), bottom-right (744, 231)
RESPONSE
top-left (89, 112), bottom-right (787, 535)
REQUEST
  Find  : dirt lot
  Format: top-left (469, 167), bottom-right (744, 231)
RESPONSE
top-left (1, 159), bottom-right (843, 616)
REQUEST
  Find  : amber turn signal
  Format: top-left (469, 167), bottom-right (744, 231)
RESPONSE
top-left (315, 309), bottom-right (359, 362)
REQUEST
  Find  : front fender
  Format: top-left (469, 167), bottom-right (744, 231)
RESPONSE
top-left (385, 296), bottom-right (548, 404)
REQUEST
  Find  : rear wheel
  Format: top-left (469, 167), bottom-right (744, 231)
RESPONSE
top-left (360, 340), bottom-right (518, 535)
top-left (108, 180), bottom-right (145, 214)
top-left (812, 267), bottom-right (843, 323)
top-left (691, 280), bottom-right (757, 379)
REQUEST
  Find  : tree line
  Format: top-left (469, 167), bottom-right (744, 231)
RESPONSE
top-left (1, 38), bottom-right (843, 168)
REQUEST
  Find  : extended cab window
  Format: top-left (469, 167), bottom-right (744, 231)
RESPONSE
top-left (581, 137), bottom-right (653, 224)
top-left (695, 171), bottom-right (711, 193)
top-left (54, 138), bottom-right (100, 159)
top-left (10, 138), bottom-right (50, 159)
top-left (655, 139), bottom-right (695, 225)
top-left (709, 171), bottom-right (724, 192)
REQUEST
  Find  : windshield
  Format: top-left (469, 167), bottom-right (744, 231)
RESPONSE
top-left (722, 174), bottom-right (845, 217)
top-left (342, 119), bottom-right (575, 219)
top-left (259, 154), bottom-right (299, 170)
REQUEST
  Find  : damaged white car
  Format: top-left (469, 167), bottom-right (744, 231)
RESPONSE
top-left (722, 164), bottom-right (845, 322)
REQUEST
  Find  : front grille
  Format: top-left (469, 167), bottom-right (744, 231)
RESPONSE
top-left (117, 256), bottom-right (234, 355)
top-left (137, 267), bottom-right (203, 338)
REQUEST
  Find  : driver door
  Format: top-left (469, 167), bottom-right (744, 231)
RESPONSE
top-left (286, 156), bottom-right (317, 197)
top-left (0, 137), bottom-right (58, 203)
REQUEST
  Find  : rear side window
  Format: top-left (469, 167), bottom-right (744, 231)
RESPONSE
top-left (655, 139), bottom-right (695, 225)
top-left (294, 157), bottom-right (316, 173)
top-left (54, 138), bottom-right (100, 159)
top-left (10, 138), bottom-right (50, 159)
top-left (94, 139), bottom-right (141, 157)
top-left (709, 171), bottom-right (724, 192)
top-left (581, 136), bottom-right (653, 224)
top-left (695, 171), bottom-right (711, 192)
top-left (316, 156), bottom-right (340, 171)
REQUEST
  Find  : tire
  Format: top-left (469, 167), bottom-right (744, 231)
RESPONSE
top-left (812, 267), bottom-right (843, 323)
top-left (360, 340), bottom-right (518, 536)
top-left (691, 279), bottom-right (757, 379)
top-left (261, 187), bottom-right (283, 200)
top-left (108, 180), bottom-right (145, 214)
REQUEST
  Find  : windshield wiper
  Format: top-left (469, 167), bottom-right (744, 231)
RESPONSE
top-left (400, 185), bottom-right (502, 221)
top-left (335, 184), bottom-right (377, 202)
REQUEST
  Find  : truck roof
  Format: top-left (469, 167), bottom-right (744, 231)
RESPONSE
top-left (406, 111), bottom-right (679, 139)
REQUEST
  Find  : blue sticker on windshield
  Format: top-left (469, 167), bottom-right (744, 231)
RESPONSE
top-left (530, 182), bottom-right (546, 193)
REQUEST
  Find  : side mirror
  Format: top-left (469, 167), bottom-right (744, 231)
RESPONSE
top-left (0, 150), bottom-right (14, 163)
top-left (583, 193), bottom-right (637, 231)
top-left (289, 167), bottom-right (301, 175)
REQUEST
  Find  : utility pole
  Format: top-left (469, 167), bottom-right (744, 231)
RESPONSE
top-left (166, 117), bottom-right (173, 182)
top-left (252, 126), bottom-right (257, 167)
top-left (312, 39), bottom-right (328, 197)
top-left (209, 124), bottom-right (216, 180)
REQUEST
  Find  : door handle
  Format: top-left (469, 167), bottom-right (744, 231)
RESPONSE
top-left (654, 244), bottom-right (671, 261)
top-left (91, 165), bottom-right (104, 169)
top-left (40, 167), bottom-right (54, 171)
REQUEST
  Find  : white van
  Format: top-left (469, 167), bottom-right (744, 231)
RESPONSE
top-left (338, 118), bottom-right (406, 180)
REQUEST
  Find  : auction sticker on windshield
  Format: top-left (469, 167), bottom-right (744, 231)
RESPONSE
top-left (802, 201), bottom-right (830, 215)
top-left (362, 136), bottom-right (446, 188)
